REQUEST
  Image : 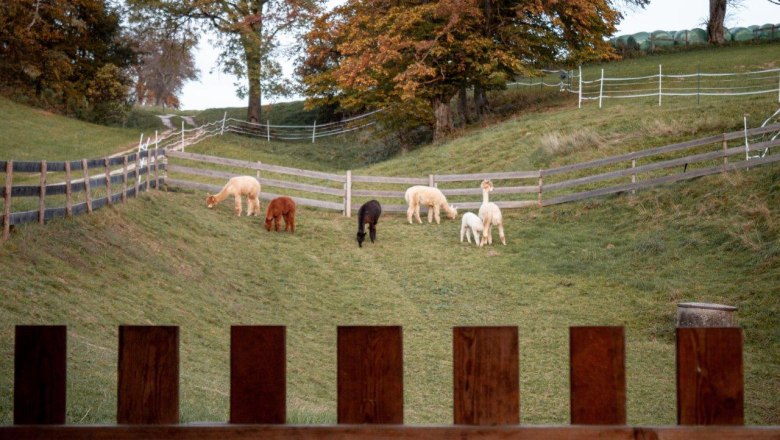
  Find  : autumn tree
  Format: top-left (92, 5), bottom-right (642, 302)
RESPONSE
top-left (302, 0), bottom-right (627, 140)
top-left (128, 0), bottom-right (321, 123)
top-left (131, 29), bottom-right (199, 108)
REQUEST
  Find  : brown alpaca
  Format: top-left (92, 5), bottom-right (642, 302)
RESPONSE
top-left (265, 196), bottom-right (296, 233)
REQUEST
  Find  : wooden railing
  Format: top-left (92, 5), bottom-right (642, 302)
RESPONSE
top-left (166, 124), bottom-right (780, 217)
top-left (1, 149), bottom-right (165, 241)
top-left (2, 325), bottom-right (778, 439)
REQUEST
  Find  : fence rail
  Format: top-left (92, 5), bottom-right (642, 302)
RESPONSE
top-left (2, 324), bottom-right (777, 439)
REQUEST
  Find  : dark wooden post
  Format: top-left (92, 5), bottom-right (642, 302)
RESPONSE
top-left (117, 326), bottom-right (179, 424)
top-left (570, 326), bottom-right (626, 425)
top-left (144, 150), bottom-right (150, 193)
top-left (153, 148), bottom-right (160, 191)
top-left (64, 161), bottom-right (73, 217)
top-left (122, 156), bottom-right (128, 204)
top-left (677, 327), bottom-right (743, 425)
top-left (38, 161), bottom-right (46, 225)
top-left (230, 326), bottom-right (286, 424)
top-left (337, 326), bottom-right (403, 424)
top-left (104, 158), bottom-right (112, 206)
top-left (3, 161), bottom-right (12, 240)
top-left (453, 326), bottom-right (519, 425)
top-left (14, 325), bottom-right (67, 425)
top-left (82, 159), bottom-right (92, 213)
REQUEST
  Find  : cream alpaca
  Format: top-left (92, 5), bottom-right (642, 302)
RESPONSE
top-left (460, 212), bottom-right (484, 245)
top-left (404, 185), bottom-right (458, 224)
top-left (206, 176), bottom-right (261, 216)
top-left (478, 179), bottom-right (506, 246)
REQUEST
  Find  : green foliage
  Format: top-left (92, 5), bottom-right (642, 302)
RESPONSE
top-left (84, 64), bottom-right (133, 125)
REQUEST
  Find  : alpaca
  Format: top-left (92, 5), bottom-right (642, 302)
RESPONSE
top-left (404, 185), bottom-right (458, 225)
top-left (265, 196), bottom-right (296, 233)
top-left (206, 176), bottom-right (261, 216)
top-left (356, 200), bottom-right (382, 247)
top-left (460, 212), bottom-right (484, 245)
top-left (478, 179), bottom-right (506, 246)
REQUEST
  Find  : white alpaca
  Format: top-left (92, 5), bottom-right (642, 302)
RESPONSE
top-left (404, 185), bottom-right (458, 224)
top-left (460, 212), bottom-right (484, 245)
top-left (206, 175), bottom-right (262, 216)
top-left (478, 179), bottom-right (506, 246)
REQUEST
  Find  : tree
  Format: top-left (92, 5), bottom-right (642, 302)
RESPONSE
top-left (302, 0), bottom-right (624, 140)
top-left (127, 0), bottom-right (322, 123)
top-left (707, 0), bottom-right (728, 44)
top-left (131, 29), bottom-right (199, 108)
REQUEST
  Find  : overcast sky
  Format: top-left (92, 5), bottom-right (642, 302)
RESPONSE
top-left (178, 0), bottom-right (780, 110)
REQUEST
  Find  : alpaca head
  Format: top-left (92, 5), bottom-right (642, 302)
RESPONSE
top-left (447, 204), bottom-right (458, 219)
top-left (264, 217), bottom-right (273, 231)
top-left (206, 194), bottom-right (217, 208)
top-left (356, 231), bottom-right (366, 247)
top-left (481, 179), bottom-right (494, 192)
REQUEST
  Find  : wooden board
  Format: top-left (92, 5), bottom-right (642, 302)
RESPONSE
top-left (569, 326), bottom-right (625, 425)
top-left (13, 325), bottom-right (67, 425)
top-left (230, 326), bottom-right (286, 424)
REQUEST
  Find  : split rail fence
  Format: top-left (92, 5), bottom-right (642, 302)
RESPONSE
top-left (166, 123), bottom-right (780, 217)
top-left (3, 324), bottom-right (778, 439)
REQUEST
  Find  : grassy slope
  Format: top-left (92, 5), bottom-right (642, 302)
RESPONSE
top-left (0, 44), bottom-right (778, 425)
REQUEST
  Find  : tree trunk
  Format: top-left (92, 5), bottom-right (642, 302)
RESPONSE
top-left (707, 0), bottom-right (727, 44)
top-left (458, 85), bottom-right (471, 126)
top-left (432, 95), bottom-right (454, 141)
top-left (474, 83), bottom-right (488, 117)
top-left (245, 9), bottom-right (263, 124)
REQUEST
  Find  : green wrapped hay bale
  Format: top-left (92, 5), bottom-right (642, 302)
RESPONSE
top-left (688, 28), bottom-right (707, 44)
top-left (674, 30), bottom-right (692, 45)
top-left (627, 32), bottom-right (651, 51)
top-left (650, 30), bottom-right (674, 48)
top-left (730, 27), bottom-right (753, 41)
top-left (757, 23), bottom-right (779, 40)
top-left (616, 35), bottom-right (630, 49)
top-left (722, 27), bottom-right (732, 41)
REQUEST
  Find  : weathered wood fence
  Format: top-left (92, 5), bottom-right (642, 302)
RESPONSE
top-left (1, 149), bottom-right (165, 241)
top-left (165, 124), bottom-right (780, 217)
top-left (3, 325), bottom-right (778, 439)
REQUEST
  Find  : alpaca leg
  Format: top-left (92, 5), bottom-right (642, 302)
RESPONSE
top-left (471, 228), bottom-right (480, 245)
top-left (289, 214), bottom-right (295, 233)
top-left (433, 205), bottom-right (441, 224)
top-left (498, 222), bottom-right (506, 245)
top-left (407, 205), bottom-right (415, 224)
top-left (369, 223), bottom-right (377, 243)
top-left (427, 205), bottom-right (434, 223)
top-left (414, 204), bottom-right (423, 224)
top-left (460, 224), bottom-right (466, 243)
top-left (274, 215), bottom-right (281, 232)
top-left (234, 196), bottom-right (242, 216)
top-left (488, 224), bottom-right (493, 245)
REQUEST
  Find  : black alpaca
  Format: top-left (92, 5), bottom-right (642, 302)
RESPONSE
top-left (356, 200), bottom-right (382, 247)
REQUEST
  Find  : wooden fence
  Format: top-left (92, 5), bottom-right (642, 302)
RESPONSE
top-left (165, 124), bottom-right (780, 217)
top-left (1, 149), bottom-right (165, 241)
top-left (2, 325), bottom-right (778, 439)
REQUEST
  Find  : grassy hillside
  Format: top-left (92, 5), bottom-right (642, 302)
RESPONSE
top-left (1, 43), bottom-right (778, 426)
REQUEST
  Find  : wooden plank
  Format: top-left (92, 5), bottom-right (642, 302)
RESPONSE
top-left (105, 158), bottom-right (112, 206)
top-left (3, 425), bottom-right (780, 440)
top-left (337, 326), bottom-right (403, 424)
top-left (117, 326), bottom-right (180, 424)
top-left (4, 161), bottom-right (12, 239)
top-left (351, 175), bottom-right (428, 184)
top-left (570, 326), bottom-right (626, 425)
top-left (352, 189), bottom-right (406, 198)
top-left (677, 327), bottom-right (743, 425)
top-left (38, 161), bottom-right (46, 225)
top-left (14, 325), bottom-right (67, 425)
top-left (453, 326), bottom-right (519, 425)
top-left (441, 185), bottom-right (540, 196)
top-left (434, 170), bottom-right (540, 182)
top-left (230, 326), bottom-right (286, 424)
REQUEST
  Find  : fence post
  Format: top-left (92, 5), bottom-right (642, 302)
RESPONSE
top-left (154, 147), bottom-right (159, 191)
top-left (722, 133), bottom-right (729, 168)
top-left (578, 65), bottom-right (583, 109)
top-left (312, 120), bottom-right (317, 144)
top-left (65, 161), bottom-right (72, 217)
top-left (104, 158), bottom-right (112, 206)
top-left (658, 64), bottom-right (663, 106)
top-left (267, 120), bottom-right (271, 142)
top-left (38, 161), bottom-right (46, 225)
top-left (13, 325), bottom-right (67, 424)
top-left (181, 120), bottom-right (185, 151)
top-left (122, 155), bottom-right (128, 203)
top-left (344, 170), bottom-right (352, 217)
top-left (221, 111), bottom-right (227, 135)
top-left (230, 326), bottom-right (286, 424)
top-left (145, 151), bottom-right (151, 193)
top-left (598, 68), bottom-right (604, 109)
top-left (538, 170), bottom-right (543, 207)
top-left (429, 174), bottom-right (435, 187)
top-left (631, 159), bottom-right (637, 195)
top-left (697, 69), bottom-right (701, 105)
top-left (3, 160), bottom-right (13, 241)
top-left (82, 159), bottom-right (92, 214)
top-left (570, 326), bottom-right (626, 425)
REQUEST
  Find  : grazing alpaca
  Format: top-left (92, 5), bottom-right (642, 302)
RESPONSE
top-left (460, 212), bottom-right (484, 245)
top-left (356, 200), bottom-right (382, 247)
top-left (404, 185), bottom-right (458, 224)
top-left (206, 176), bottom-right (261, 216)
top-left (264, 196), bottom-right (296, 233)
top-left (478, 179), bottom-right (506, 246)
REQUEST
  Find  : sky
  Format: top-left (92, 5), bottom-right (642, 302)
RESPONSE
top-left (177, 0), bottom-right (780, 110)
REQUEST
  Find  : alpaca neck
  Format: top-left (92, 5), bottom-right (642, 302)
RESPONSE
top-left (482, 188), bottom-right (490, 205)
top-left (213, 185), bottom-right (232, 203)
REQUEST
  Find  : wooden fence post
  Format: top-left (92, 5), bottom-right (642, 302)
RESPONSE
top-left (723, 133), bottom-right (729, 167)
top-left (82, 159), bottom-right (92, 214)
top-left (677, 327), bottom-right (743, 425)
top-left (104, 158), bottom-right (112, 206)
top-left (598, 68), bottom-right (604, 109)
top-left (453, 326), bottom-right (519, 425)
top-left (337, 326), bottom-right (403, 424)
top-left (117, 325), bottom-right (180, 424)
top-left (134, 154), bottom-right (140, 198)
top-left (14, 325), bottom-right (67, 425)
top-left (65, 161), bottom-right (73, 217)
top-left (267, 120), bottom-right (271, 142)
top-left (122, 156), bottom-right (128, 204)
top-left (578, 65), bottom-right (583, 109)
top-left (38, 161), bottom-right (46, 225)
top-left (344, 170), bottom-right (352, 217)
top-left (2, 161), bottom-right (10, 240)
top-left (154, 148), bottom-right (160, 191)
top-left (631, 159), bottom-right (637, 195)
top-left (429, 174), bottom-right (435, 187)
top-left (538, 170), bottom-right (543, 206)
top-left (658, 64), bottom-right (663, 106)
top-left (145, 151), bottom-right (151, 193)
top-left (230, 326), bottom-right (286, 424)
top-left (570, 326), bottom-right (626, 425)
top-left (312, 120), bottom-right (317, 144)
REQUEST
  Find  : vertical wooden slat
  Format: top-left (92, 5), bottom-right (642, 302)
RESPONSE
top-left (453, 326), bottom-right (519, 425)
top-left (122, 156), bottom-right (128, 204)
top-left (117, 326), bottom-right (179, 424)
top-left (570, 326), bottom-right (626, 425)
top-left (677, 327), bottom-right (743, 425)
top-left (537, 171), bottom-right (543, 207)
top-left (337, 326), bottom-right (403, 424)
top-left (82, 159), bottom-right (92, 213)
top-left (2, 160), bottom-right (10, 240)
top-left (65, 161), bottom-right (72, 217)
top-left (38, 161), bottom-right (46, 224)
top-left (153, 148), bottom-right (159, 191)
top-left (145, 151), bottom-right (150, 193)
top-left (14, 325), bottom-right (67, 425)
top-left (134, 154), bottom-right (140, 197)
top-left (230, 326), bottom-right (286, 424)
top-left (104, 158), bottom-right (112, 206)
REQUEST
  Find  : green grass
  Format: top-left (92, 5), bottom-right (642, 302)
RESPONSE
top-left (0, 43), bottom-right (778, 427)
